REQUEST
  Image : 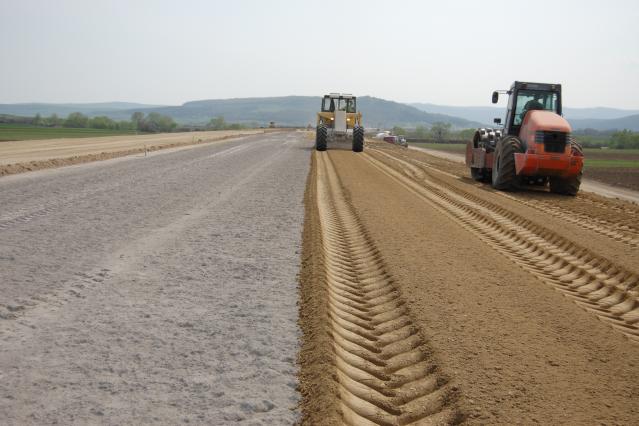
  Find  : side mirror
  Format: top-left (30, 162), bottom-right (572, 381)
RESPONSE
top-left (493, 118), bottom-right (502, 124)
top-left (492, 91), bottom-right (499, 104)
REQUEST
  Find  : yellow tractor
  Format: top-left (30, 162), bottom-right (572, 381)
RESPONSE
top-left (315, 93), bottom-right (364, 152)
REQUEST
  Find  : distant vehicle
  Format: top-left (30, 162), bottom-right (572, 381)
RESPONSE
top-left (376, 131), bottom-right (390, 139)
top-left (382, 135), bottom-right (407, 147)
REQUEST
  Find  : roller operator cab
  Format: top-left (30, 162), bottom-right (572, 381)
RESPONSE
top-left (466, 82), bottom-right (584, 195)
top-left (315, 93), bottom-right (365, 152)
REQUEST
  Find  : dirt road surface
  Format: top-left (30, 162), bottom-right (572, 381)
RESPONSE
top-left (299, 141), bottom-right (638, 424)
top-left (0, 132), bottom-right (309, 424)
top-left (409, 145), bottom-right (639, 204)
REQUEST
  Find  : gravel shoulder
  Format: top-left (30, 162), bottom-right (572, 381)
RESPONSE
top-left (0, 131), bottom-right (309, 424)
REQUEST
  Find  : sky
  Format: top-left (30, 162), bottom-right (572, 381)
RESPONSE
top-left (1, 0), bottom-right (638, 108)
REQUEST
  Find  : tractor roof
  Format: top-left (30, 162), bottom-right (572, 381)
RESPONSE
top-left (511, 81), bottom-right (561, 92)
top-left (325, 93), bottom-right (356, 99)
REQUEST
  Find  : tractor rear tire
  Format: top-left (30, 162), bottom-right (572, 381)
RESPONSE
top-left (491, 136), bottom-right (522, 190)
top-left (316, 124), bottom-right (327, 151)
top-left (549, 138), bottom-right (583, 195)
top-left (352, 126), bottom-right (364, 152)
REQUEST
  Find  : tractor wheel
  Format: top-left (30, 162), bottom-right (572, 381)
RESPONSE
top-left (549, 138), bottom-right (583, 195)
top-left (316, 124), bottom-right (327, 151)
top-left (352, 125), bottom-right (364, 152)
top-left (491, 136), bottom-right (522, 190)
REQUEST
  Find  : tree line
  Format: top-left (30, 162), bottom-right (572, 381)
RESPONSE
top-left (391, 122), bottom-right (475, 143)
top-left (390, 123), bottom-right (639, 148)
top-left (606, 130), bottom-right (639, 149)
top-left (30, 111), bottom-right (177, 133)
top-left (2, 112), bottom-right (253, 134)
top-left (206, 116), bottom-right (249, 130)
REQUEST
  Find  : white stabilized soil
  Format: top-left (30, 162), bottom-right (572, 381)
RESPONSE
top-left (0, 132), bottom-right (309, 424)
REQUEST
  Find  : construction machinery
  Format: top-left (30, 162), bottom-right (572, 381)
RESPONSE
top-left (466, 81), bottom-right (584, 195)
top-left (315, 93), bottom-right (365, 152)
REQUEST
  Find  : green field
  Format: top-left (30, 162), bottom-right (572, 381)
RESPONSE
top-left (583, 147), bottom-right (639, 155)
top-left (583, 159), bottom-right (639, 168)
top-left (581, 148), bottom-right (639, 168)
top-left (0, 124), bottom-right (138, 141)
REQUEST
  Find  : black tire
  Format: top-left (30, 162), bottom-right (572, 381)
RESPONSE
top-left (352, 125), bottom-right (364, 152)
top-left (549, 138), bottom-right (582, 195)
top-left (315, 124), bottom-right (327, 151)
top-left (471, 167), bottom-right (487, 182)
top-left (491, 136), bottom-right (522, 190)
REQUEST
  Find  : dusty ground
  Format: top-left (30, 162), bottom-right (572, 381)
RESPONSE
top-left (0, 132), bottom-right (308, 424)
top-left (299, 140), bottom-right (639, 424)
top-left (0, 129), bottom-right (269, 176)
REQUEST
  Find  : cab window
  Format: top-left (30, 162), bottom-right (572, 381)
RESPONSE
top-left (322, 96), bottom-right (335, 112)
top-left (338, 98), bottom-right (356, 113)
top-left (513, 90), bottom-right (558, 125)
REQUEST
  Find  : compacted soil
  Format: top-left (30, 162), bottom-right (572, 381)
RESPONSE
top-left (298, 141), bottom-right (639, 424)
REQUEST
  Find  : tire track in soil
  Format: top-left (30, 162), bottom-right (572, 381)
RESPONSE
top-left (496, 193), bottom-right (639, 248)
top-left (378, 146), bottom-right (639, 248)
top-left (365, 149), bottom-right (639, 343)
top-left (314, 152), bottom-right (460, 425)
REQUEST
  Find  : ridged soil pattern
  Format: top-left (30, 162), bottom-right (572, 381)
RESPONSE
top-left (315, 152), bottom-right (459, 425)
top-left (388, 147), bottom-right (639, 248)
top-left (366, 149), bottom-right (639, 343)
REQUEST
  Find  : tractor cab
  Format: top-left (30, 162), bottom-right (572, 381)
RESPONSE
top-left (493, 82), bottom-right (562, 137)
top-left (321, 94), bottom-right (357, 114)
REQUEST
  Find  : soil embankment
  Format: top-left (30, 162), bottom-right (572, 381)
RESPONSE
top-left (0, 129), bottom-right (272, 176)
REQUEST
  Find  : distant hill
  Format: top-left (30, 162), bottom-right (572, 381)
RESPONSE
top-left (563, 107), bottom-right (639, 120)
top-left (0, 102), bottom-right (165, 118)
top-left (4, 98), bottom-right (637, 130)
top-left (358, 97), bottom-right (478, 129)
top-left (411, 103), bottom-right (639, 131)
top-left (0, 97), bottom-right (480, 129)
top-left (119, 96), bottom-right (320, 126)
top-left (111, 96), bottom-right (481, 128)
top-left (410, 103), bottom-right (500, 126)
top-left (569, 114), bottom-right (639, 132)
